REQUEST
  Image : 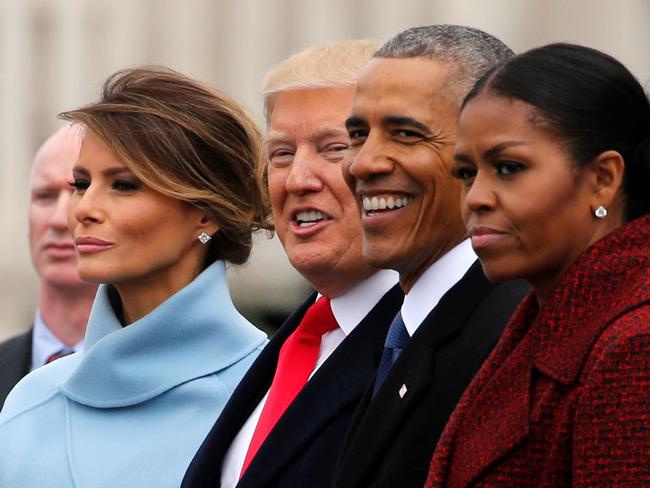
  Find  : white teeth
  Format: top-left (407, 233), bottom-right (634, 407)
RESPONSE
top-left (362, 195), bottom-right (413, 212)
top-left (295, 210), bottom-right (327, 227)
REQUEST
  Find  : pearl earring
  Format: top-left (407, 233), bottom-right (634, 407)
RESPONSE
top-left (197, 232), bottom-right (211, 244)
top-left (594, 206), bottom-right (608, 218)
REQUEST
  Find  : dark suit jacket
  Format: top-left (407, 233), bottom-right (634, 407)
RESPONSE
top-left (426, 215), bottom-right (650, 487)
top-left (0, 329), bottom-right (32, 409)
top-left (182, 284), bottom-right (404, 488)
top-left (332, 261), bottom-right (529, 488)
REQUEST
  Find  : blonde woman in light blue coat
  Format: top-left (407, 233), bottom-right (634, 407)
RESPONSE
top-left (0, 67), bottom-right (271, 488)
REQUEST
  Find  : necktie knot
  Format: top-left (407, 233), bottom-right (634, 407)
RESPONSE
top-left (296, 296), bottom-right (338, 338)
top-left (240, 295), bottom-right (338, 476)
top-left (46, 348), bottom-right (74, 364)
top-left (373, 311), bottom-right (410, 395)
top-left (384, 312), bottom-right (410, 349)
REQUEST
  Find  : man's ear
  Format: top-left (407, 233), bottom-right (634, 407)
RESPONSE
top-left (588, 150), bottom-right (625, 211)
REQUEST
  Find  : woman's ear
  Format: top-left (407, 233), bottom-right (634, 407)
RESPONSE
top-left (198, 212), bottom-right (220, 237)
top-left (589, 150), bottom-right (625, 211)
top-left (188, 204), bottom-right (219, 240)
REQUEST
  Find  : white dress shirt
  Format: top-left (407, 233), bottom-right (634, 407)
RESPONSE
top-left (30, 310), bottom-right (84, 372)
top-left (220, 269), bottom-right (399, 487)
top-left (401, 239), bottom-right (477, 337)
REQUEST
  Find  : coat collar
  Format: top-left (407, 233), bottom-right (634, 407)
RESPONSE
top-left (61, 261), bottom-right (267, 408)
top-left (443, 215), bottom-right (650, 487)
top-left (532, 214), bottom-right (650, 384)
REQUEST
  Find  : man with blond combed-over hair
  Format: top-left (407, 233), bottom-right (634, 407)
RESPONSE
top-left (183, 40), bottom-right (403, 488)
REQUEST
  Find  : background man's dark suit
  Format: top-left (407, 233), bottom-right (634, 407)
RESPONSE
top-left (332, 262), bottom-right (529, 488)
top-left (0, 329), bottom-right (32, 408)
top-left (182, 284), bottom-right (403, 488)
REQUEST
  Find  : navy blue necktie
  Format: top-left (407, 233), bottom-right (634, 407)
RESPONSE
top-left (373, 312), bottom-right (410, 395)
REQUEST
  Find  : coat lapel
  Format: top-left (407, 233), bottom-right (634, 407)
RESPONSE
top-left (431, 217), bottom-right (650, 487)
top-left (182, 294), bottom-right (315, 486)
top-left (446, 332), bottom-right (533, 487)
top-left (240, 286), bottom-right (402, 487)
top-left (430, 292), bottom-right (537, 488)
top-left (449, 216), bottom-right (650, 486)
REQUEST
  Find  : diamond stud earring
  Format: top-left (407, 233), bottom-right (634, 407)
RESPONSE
top-left (197, 232), bottom-right (211, 244)
top-left (594, 206), bottom-right (608, 218)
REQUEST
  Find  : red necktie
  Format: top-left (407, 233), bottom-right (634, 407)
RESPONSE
top-left (240, 296), bottom-right (338, 476)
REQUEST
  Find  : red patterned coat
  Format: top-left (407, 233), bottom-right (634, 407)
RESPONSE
top-left (426, 214), bottom-right (650, 487)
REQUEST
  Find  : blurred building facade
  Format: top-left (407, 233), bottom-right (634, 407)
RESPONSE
top-left (0, 0), bottom-right (648, 338)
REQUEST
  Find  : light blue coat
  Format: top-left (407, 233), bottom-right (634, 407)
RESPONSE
top-left (0, 261), bottom-right (267, 488)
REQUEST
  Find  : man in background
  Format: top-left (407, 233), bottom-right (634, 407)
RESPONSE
top-left (183, 40), bottom-right (403, 488)
top-left (333, 25), bottom-right (529, 488)
top-left (0, 124), bottom-right (97, 407)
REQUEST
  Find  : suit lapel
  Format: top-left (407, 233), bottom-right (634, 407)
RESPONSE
top-left (337, 340), bottom-right (436, 487)
top-left (336, 262), bottom-right (498, 486)
top-left (182, 294), bottom-right (315, 486)
top-left (240, 286), bottom-right (402, 487)
top-left (0, 329), bottom-right (32, 407)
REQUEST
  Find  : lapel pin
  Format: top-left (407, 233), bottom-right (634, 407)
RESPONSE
top-left (399, 384), bottom-right (408, 398)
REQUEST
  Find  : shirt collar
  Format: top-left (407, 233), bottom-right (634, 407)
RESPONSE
top-left (401, 239), bottom-right (477, 336)
top-left (31, 310), bottom-right (84, 371)
top-left (324, 269), bottom-right (399, 336)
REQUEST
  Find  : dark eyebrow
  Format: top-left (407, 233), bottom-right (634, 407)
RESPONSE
top-left (484, 141), bottom-right (529, 159)
top-left (454, 141), bottom-right (531, 165)
top-left (453, 152), bottom-right (472, 164)
top-left (71, 165), bottom-right (132, 177)
top-left (103, 167), bottom-right (132, 177)
top-left (346, 115), bottom-right (432, 135)
top-left (384, 116), bottom-right (431, 134)
top-left (345, 116), bottom-right (367, 131)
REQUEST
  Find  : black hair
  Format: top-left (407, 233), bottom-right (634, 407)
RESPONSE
top-left (464, 43), bottom-right (650, 221)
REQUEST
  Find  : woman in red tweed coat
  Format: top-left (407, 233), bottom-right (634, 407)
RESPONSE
top-left (426, 43), bottom-right (650, 487)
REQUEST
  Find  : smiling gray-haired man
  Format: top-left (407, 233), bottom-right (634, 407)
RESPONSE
top-left (332, 25), bottom-right (529, 488)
